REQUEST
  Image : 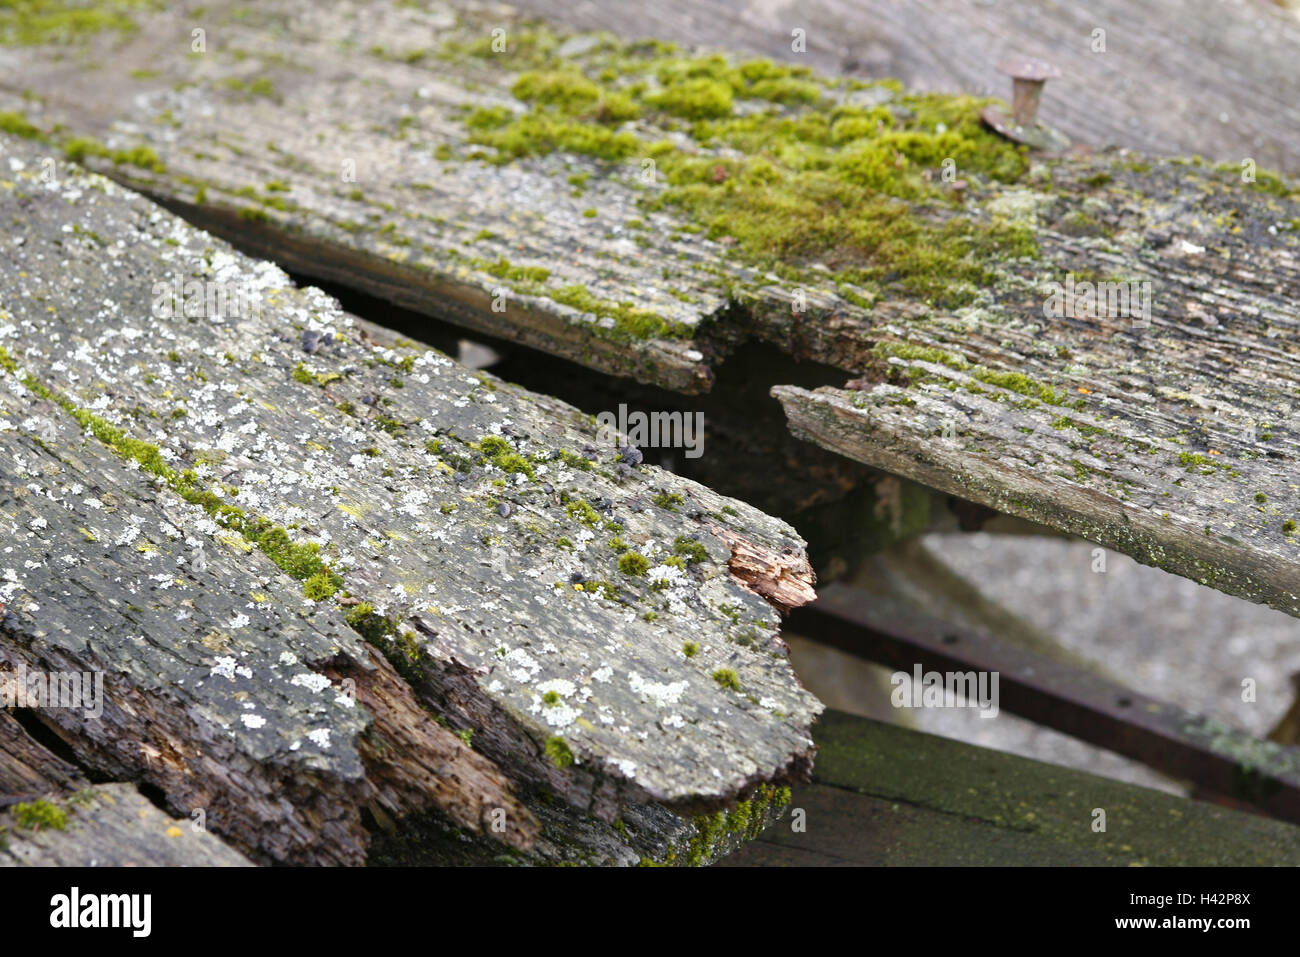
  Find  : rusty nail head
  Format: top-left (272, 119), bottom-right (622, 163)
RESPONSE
top-left (996, 56), bottom-right (1060, 127)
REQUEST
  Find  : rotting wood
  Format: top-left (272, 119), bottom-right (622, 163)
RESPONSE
top-left (2, 1), bottom-right (1297, 619)
top-left (0, 135), bottom-right (821, 864)
top-left (1, 711), bottom-right (254, 866)
top-left (0, 711), bottom-right (86, 800)
top-left (1, 783), bottom-right (255, 867)
top-left (709, 525), bottom-right (817, 613)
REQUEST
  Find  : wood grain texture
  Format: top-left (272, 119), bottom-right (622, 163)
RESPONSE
top-left (0, 135), bottom-right (819, 863)
top-left (511, 0), bottom-right (1300, 175)
top-left (2, 0), bottom-right (1297, 621)
top-left (773, 154), bottom-right (1300, 619)
top-left (1, 713), bottom-right (254, 865)
top-left (1, 783), bottom-right (255, 867)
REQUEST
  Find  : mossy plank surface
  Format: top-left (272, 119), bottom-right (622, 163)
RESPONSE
top-left (3, 1), bottom-right (1299, 616)
top-left (511, 0), bottom-right (1300, 177)
top-left (722, 710), bottom-right (1300, 866)
top-left (0, 135), bottom-right (820, 864)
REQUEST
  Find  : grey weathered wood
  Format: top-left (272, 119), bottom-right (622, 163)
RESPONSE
top-left (772, 151), bottom-right (1300, 619)
top-left (1, 783), bottom-right (255, 867)
top-left (1, 711), bottom-right (86, 799)
top-left (0, 134), bottom-right (820, 864)
top-left (3, 0), bottom-right (1298, 620)
top-left (512, 0), bottom-right (1300, 177)
top-left (0, 0), bottom-right (727, 391)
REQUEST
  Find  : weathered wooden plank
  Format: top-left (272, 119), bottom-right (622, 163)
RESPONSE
top-left (771, 147), bottom-right (1300, 617)
top-left (510, 0), bottom-right (1300, 177)
top-left (1, 712), bottom-right (254, 865)
top-left (0, 134), bottom-right (820, 863)
top-left (0, 0), bottom-right (729, 390)
top-left (4, 1), bottom-right (1299, 619)
top-left (1, 783), bottom-right (255, 867)
top-left (796, 581), bottom-right (1300, 822)
top-left (1, 350), bottom-right (537, 864)
top-left (723, 710), bottom-right (1300, 866)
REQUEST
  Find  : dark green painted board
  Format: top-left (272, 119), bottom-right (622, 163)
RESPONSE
top-left (722, 711), bottom-right (1300, 866)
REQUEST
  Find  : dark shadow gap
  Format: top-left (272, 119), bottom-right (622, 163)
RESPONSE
top-left (8, 708), bottom-right (115, 785)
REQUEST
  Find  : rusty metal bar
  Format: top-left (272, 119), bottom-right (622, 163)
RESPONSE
top-left (792, 582), bottom-right (1300, 825)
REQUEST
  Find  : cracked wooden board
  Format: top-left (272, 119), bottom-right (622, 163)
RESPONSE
top-left (0, 0), bottom-right (734, 392)
top-left (1, 344), bottom-right (538, 864)
top-left (0, 134), bottom-right (820, 864)
top-left (3, 3), bottom-right (1297, 620)
top-left (773, 155), bottom-right (1300, 620)
top-left (1, 712), bottom-right (254, 865)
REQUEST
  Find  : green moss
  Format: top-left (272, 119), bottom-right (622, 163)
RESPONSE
top-left (544, 735), bottom-right (575, 768)
top-left (468, 111), bottom-right (641, 162)
top-left (62, 135), bottom-right (164, 172)
top-left (0, 346), bottom-right (356, 614)
top-left (455, 37), bottom-right (1033, 312)
top-left (1285, 520), bottom-right (1297, 536)
top-left (344, 602), bottom-right (394, 641)
top-left (0, 0), bottom-right (155, 47)
top-left (12, 799), bottom-right (67, 831)
top-left (0, 110), bottom-right (43, 140)
top-left (1178, 451), bottom-right (1224, 474)
top-left (972, 368), bottom-right (1069, 406)
top-left (670, 783), bottom-right (791, 866)
top-left (482, 257), bottom-right (551, 284)
top-left (547, 285), bottom-right (690, 341)
top-left (511, 69), bottom-right (602, 109)
top-left (652, 491), bottom-right (684, 511)
top-left (220, 75), bottom-right (278, 99)
top-left (303, 569), bottom-right (343, 601)
top-left (712, 668), bottom-right (741, 691)
top-left (647, 77), bottom-right (734, 119)
top-left (874, 341), bottom-right (967, 370)
top-left (748, 76), bottom-right (821, 105)
top-left (375, 414), bottom-right (404, 435)
top-left (618, 552), bottom-right (649, 576)
top-left (564, 496), bottom-right (600, 526)
top-left (1213, 161), bottom-right (1297, 198)
top-left (682, 641), bottom-right (699, 658)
